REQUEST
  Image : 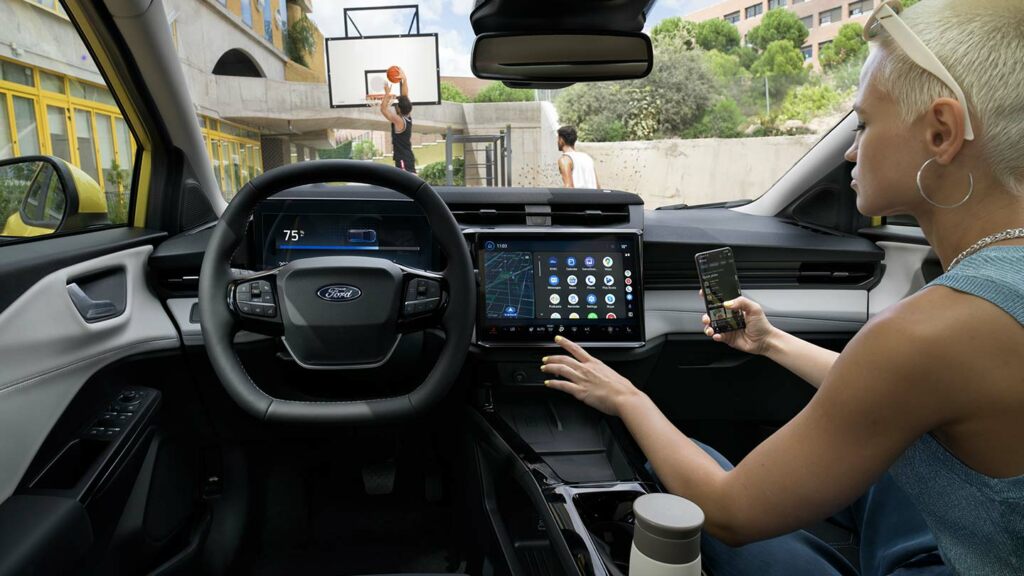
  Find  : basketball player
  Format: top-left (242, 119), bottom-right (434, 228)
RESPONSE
top-left (557, 125), bottom-right (599, 189)
top-left (380, 68), bottom-right (416, 173)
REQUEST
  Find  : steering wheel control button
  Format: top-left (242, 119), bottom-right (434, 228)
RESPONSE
top-left (402, 278), bottom-right (443, 316)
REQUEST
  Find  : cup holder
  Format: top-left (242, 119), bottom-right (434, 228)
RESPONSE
top-left (572, 489), bottom-right (645, 574)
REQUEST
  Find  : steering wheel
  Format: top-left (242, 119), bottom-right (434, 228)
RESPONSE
top-left (198, 161), bottom-right (475, 424)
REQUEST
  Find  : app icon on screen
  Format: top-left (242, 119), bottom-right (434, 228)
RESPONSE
top-left (586, 293), bottom-right (598, 305)
top-left (567, 275), bottom-right (578, 286)
top-left (569, 312), bottom-right (580, 319)
top-left (551, 313), bottom-right (561, 319)
top-left (624, 277), bottom-right (632, 286)
top-left (566, 257), bottom-right (577, 267)
top-left (585, 275), bottom-right (596, 286)
top-left (503, 306), bottom-right (517, 317)
top-left (584, 256), bottom-right (595, 267)
top-left (587, 312), bottom-right (599, 319)
top-left (568, 294), bottom-right (579, 304)
top-left (603, 257), bottom-right (614, 267)
top-left (605, 294), bottom-right (616, 304)
top-left (484, 241), bottom-right (496, 250)
top-left (624, 270), bottom-right (632, 277)
top-left (604, 275), bottom-right (614, 286)
top-left (606, 313), bottom-right (617, 319)
top-left (549, 275), bottom-right (560, 286)
top-left (549, 294), bottom-right (560, 304)
top-left (626, 286), bottom-right (633, 293)
top-left (626, 294), bottom-right (634, 301)
top-left (548, 256), bottom-right (558, 267)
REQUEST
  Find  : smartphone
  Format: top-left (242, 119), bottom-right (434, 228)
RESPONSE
top-left (695, 247), bottom-right (746, 333)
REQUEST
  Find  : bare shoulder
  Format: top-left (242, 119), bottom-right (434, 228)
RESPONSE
top-left (847, 285), bottom-right (1021, 395)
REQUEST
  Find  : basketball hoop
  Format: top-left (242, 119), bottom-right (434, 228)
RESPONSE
top-left (365, 93), bottom-right (386, 107)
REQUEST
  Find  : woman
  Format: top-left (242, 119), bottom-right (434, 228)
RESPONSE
top-left (540, 1), bottom-right (1024, 574)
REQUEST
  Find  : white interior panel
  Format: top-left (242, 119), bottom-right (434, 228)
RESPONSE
top-left (644, 288), bottom-right (868, 339)
top-left (326, 35), bottom-right (440, 106)
top-left (0, 246), bottom-right (179, 504)
top-left (868, 241), bottom-right (934, 317)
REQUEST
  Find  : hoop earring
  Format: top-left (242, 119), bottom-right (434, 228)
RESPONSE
top-left (917, 157), bottom-right (973, 209)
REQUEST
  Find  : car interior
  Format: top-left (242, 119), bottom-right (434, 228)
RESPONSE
top-left (0, 0), bottom-right (943, 575)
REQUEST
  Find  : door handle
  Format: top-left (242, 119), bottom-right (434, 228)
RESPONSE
top-left (67, 282), bottom-right (119, 322)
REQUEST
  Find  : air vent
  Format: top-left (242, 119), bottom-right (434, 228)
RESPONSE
top-left (645, 259), bottom-right (878, 290)
top-left (450, 203), bottom-right (630, 227)
top-left (449, 203), bottom-right (528, 225)
top-left (550, 204), bottom-right (630, 226)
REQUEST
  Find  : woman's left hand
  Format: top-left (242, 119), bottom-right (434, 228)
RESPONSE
top-left (541, 336), bottom-right (643, 417)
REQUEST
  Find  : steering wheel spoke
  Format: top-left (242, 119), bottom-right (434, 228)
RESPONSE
top-left (229, 271), bottom-right (284, 336)
top-left (397, 266), bottom-right (448, 333)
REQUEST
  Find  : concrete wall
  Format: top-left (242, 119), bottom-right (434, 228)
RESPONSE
top-left (167, 0), bottom-right (287, 84)
top-left (0, 0), bottom-right (104, 85)
top-left (577, 136), bottom-right (819, 208)
top-left (460, 101), bottom-right (562, 188)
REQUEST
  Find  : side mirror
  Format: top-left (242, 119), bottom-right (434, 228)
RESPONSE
top-left (0, 155), bottom-right (108, 238)
top-left (471, 32), bottom-right (653, 83)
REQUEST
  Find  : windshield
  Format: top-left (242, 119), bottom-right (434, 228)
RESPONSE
top-left (183, 0), bottom-right (871, 207)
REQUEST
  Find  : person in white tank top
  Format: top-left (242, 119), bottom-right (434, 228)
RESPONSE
top-left (557, 125), bottom-right (600, 189)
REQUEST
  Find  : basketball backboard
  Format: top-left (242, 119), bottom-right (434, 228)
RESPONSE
top-left (325, 6), bottom-right (441, 108)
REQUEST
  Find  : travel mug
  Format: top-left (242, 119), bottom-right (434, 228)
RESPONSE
top-left (629, 493), bottom-right (704, 575)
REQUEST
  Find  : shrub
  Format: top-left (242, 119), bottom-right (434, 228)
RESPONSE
top-left (440, 81), bottom-right (470, 103)
top-left (780, 83), bottom-right (843, 122)
top-left (473, 82), bottom-right (536, 103)
top-left (420, 157), bottom-right (465, 186)
top-left (351, 141), bottom-right (378, 161)
top-left (685, 98), bottom-right (746, 139)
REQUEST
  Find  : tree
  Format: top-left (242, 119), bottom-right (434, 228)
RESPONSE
top-left (694, 19), bottom-right (739, 53)
top-left (752, 40), bottom-right (809, 103)
top-left (473, 82), bottom-right (536, 103)
top-left (820, 23), bottom-right (868, 70)
top-left (732, 45), bottom-right (758, 70)
top-left (746, 9), bottom-right (809, 52)
top-left (440, 81), bottom-right (470, 103)
top-left (555, 40), bottom-right (715, 141)
top-left (902, 0), bottom-right (921, 7)
top-left (752, 40), bottom-right (807, 78)
top-left (651, 17), bottom-right (697, 50)
top-left (685, 98), bottom-right (746, 139)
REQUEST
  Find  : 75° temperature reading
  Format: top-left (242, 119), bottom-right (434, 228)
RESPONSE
top-left (282, 229), bottom-right (305, 242)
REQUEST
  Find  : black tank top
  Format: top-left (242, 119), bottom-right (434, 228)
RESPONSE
top-left (391, 115), bottom-right (415, 172)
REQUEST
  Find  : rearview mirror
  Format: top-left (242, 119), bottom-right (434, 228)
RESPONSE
top-left (471, 32), bottom-right (653, 83)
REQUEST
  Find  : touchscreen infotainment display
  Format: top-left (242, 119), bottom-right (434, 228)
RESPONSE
top-left (476, 233), bottom-right (644, 346)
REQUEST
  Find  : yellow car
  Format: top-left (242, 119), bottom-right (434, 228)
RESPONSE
top-left (1, 156), bottom-right (108, 237)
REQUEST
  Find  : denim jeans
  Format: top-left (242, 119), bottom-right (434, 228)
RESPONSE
top-left (648, 440), bottom-right (951, 576)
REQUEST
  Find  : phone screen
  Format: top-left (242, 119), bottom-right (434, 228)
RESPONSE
top-left (695, 248), bottom-right (745, 333)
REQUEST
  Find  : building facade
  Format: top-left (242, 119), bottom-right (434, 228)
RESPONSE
top-left (686, 0), bottom-right (874, 67)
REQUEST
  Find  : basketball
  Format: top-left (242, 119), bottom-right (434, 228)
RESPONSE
top-left (386, 66), bottom-right (402, 83)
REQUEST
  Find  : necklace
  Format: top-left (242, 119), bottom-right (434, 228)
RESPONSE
top-left (947, 227), bottom-right (1024, 270)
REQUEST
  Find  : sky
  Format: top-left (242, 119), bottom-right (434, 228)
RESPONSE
top-left (309, 0), bottom-right (721, 77)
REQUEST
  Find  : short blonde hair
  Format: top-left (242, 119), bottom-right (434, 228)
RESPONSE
top-left (866, 0), bottom-right (1024, 196)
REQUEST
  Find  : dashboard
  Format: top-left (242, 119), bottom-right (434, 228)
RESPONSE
top-left (247, 188), bottom-right (649, 348)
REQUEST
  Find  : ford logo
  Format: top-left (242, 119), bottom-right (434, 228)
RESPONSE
top-left (317, 284), bottom-right (362, 302)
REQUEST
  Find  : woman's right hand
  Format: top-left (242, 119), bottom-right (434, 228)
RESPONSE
top-left (700, 292), bottom-right (778, 356)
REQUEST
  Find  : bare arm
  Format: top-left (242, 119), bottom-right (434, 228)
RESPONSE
top-left (399, 68), bottom-right (408, 98)
top-left (702, 296), bottom-right (838, 390)
top-left (379, 85), bottom-right (406, 133)
top-left (543, 309), bottom-right (954, 545)
top-left (765, 329), bottom-right (839, 390)
top-left (558, 155), bottom-right (574, 188)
